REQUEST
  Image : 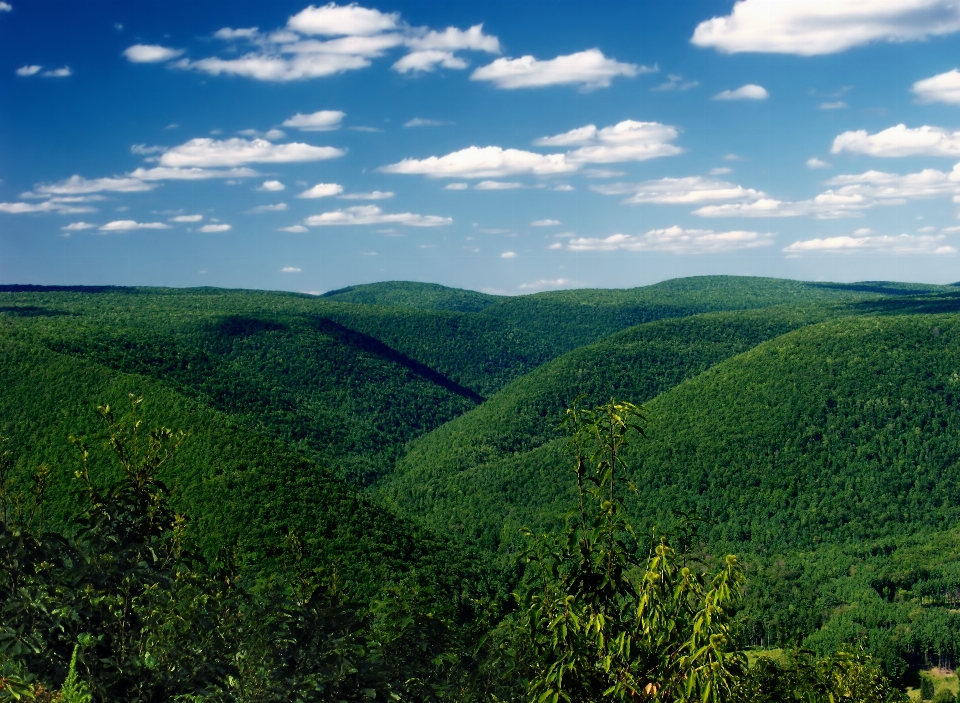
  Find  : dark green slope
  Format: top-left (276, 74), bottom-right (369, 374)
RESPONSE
top-left (477, 276), bottom-right (948, 354)
top-left (0, 336), bottom-right (488, 597)
top-left (386, 304), bottom-right (846, 489)
top-left (321, 280), bottom-right (501, 312)
top-left (383, 313), bottom-right (960, 560)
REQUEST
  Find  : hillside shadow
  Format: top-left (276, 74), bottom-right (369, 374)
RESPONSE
top-left (212, 315), bottom-right (287, 338)
top-left (811, 282), bottom-right (942, 296)
top-left (0, 305), bottom-right (78, 317)
top-left (850, 294), bottom-right (960, 315)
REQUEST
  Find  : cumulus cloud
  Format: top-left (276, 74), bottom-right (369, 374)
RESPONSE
top-left (280, 266), bottom-right (302, 273)
top-left (338, 191), bottom-right (394, 199)
top-left (304, 204), bottom-right (451, 226)
top-left (692, 0), bottom-right (960, 55)
top-left (287, 4), bottom-right (399, 36)
top-left (820, 101), bottom-right (848, 110)
top-left (282, 110), bottom-right (345, 131)
top-left (158, 137), bottom-right (343, 168)
top-left (500, 251), bottom-right (517, 258)
top-left (259, 180), bottom-right (285, 191)
top-left (381, 146), bottom-right (576, 179)
top-left (247, 203), bottom-right (288, 213)
top-left (693, 195), bottom-right (873, 219)
top-left (471, 49), bottom-right (646, 89)
top-left (128, 166), bottom-right (259, 181)
top-left (568, 226), bottom-right (775, 254)
top-left (823, 165), bottom-right (960, 200)
top-left (0, 201), bottom-right (93, 214)
top-left (298, 182), bottom-right (344, 198)
top-left (34, 175), bottom-right (155, 195)
top-left (784, 231), bottom-right (956, 255)
top-left (712, 84), bottom-right (768, 100)
top-left (475, 180), bottom-right (525, 190)
top-left (61, 222), bottom-right (97, 231)
top-left (100, 220), bottom-right (171, 231)
top-left (278, 225), bottom-right (309, 232)
top-left (170, 215), bottom-right (203, 222)
top-left (199, 223), bottom-right (232, 232)
top-left (807, 157), bottom-right (831, 168)
top-left (42, 67), bottom-right (71, 77)
top-left (912, 69), bottom-right (960, 104)
top-left (165, 5), bottom-right (498, 83)
top-left (536, 121), bottom-right (684, 164)
top-left (404, 118), bottom-right (450, 127)
top-left (16, 65), bottom-right (41, 76)
top-left (123, 44), bottom-right (183, 63)
top-left (652, 74), bottom-right (697, 91)
top-left (0, 3), bottom-right (11, 11)
top-left (593, 176), bottom-right (764, 205)
top-left (213, 27), bottom-right (259, 40)
top-left (832, 124), bottom-right (960, 157)
top-left (443, 183), bottom-right (469, 190)
top-left (531, 219), bottom-right (561, 226)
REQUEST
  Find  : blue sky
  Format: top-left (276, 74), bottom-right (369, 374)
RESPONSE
top-left (5, 1), bottom-right (960, 293)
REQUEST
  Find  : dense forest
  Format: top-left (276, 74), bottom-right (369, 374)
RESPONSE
top-left (4, 276), bottom-right (960, 699)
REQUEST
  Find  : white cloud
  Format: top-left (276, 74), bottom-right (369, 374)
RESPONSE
top-left (531, 219), bottom-right (561, 226)
top-left (568, 226), bottom-right (775, 254)
top-left (158, 138), bottom-right (343, 168)
top-left (406, 24), bottom-right (500, 53)
top-left (176, 53), bottom-right (373, 81)
top-left (338, 191), bottom-right (394, 199)
top-left (712, 84), bottom-right (768, 101)
top-left (34, 175), bottom-right (154, 195)
top-left (500, 251), bottom-right (517, 258)
top-left (199, 224), bottom-right (232, 232)
top-left (381, 146), bottom-right (576, 179)
top-left (214, 27), bottom-right (259, 40)
top-left (131, 144), bottom-right (166, 155)
top-left (0, 3), bottom-right (12, 11)
top-left (259, 180), bottom-right (285, 191)
top-left (298, 182), bottom-right (344, 198)
top-left (470, 49), bottom-right (644, 89)
top-left (129, 166), bottom-right (259, 181)
top-left (393, 50), bottom-right (466, 73)
top-left (554, 184), bottom-right (574, 191)
top-left (784, 231), bottom-right (956, 255)
top-left (692, 0), bottom-right (960, 55)
top-left (100, 220), bottom-right (171, 231)
top-left (518, 278), bottom-right (570, 290)
top-left (807, 157), bottom-right (831, 168)
top-left (123, 44), bottom-right (183, 63)
top-left (592, 176), bottom-right (764, 204)
top-left (913, 69), bottom-right (960, 105)
top-left (824, 165), bottom-right (960, 200)
top-left (444, 183), bottom-right (468, 190)
top-left (282, 110), bottom-right (345, 131)
top-left (278, 225), bottom-right (309, 232)
top-left (61, 222), bottom-right (96, 231)
top-left (653, 74), bottom-right (697, 91)
top-left (0, 201), bottom-right (92, 214)
top-left (819, 101), bottom-right (848, 110)
top-left (475, 180), bottom-right (525, 190)
top-left (170, 214), bottom-right (203, 222)
top-left (281, 266), bottom-right (302, 273)
top-left (537, 120), bottom-right (684, 164)
top-left (16, 65), bottom-right (41, 76)
top-left (287, 4), bottom-right (399, 36)
top-left (693, 194), bottom-right (873, 219)
top-left (710, 167), bottom-right (732, 175)
top-left (832, 124), bottom-right (960, 157)
top-left (248, 203), bottom-right (288, 213)
top-left (42, 67), bottom-right (71, 78)
top-left (304, 204), bottom-right (451, 227)
top-left (404, 118), bottom-right (450, 127)
top-left (238, 128), bottom-right (286, 140)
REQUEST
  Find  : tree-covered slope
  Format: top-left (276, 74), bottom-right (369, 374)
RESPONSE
top-left (476, 276), bottom-right (949, 353)
top-left (321, 280), bottom-right (501, 312)
top-left (383, 312), bottom-right (960, 559)
top-left (0, 336), bottom-right (489, 598)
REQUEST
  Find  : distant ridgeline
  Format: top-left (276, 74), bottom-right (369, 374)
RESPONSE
top-left (5, 276), bottom-right (960, 680)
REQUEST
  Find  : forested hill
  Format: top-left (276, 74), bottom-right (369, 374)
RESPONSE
top-left (7, 276), bottom-right (960, 682)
